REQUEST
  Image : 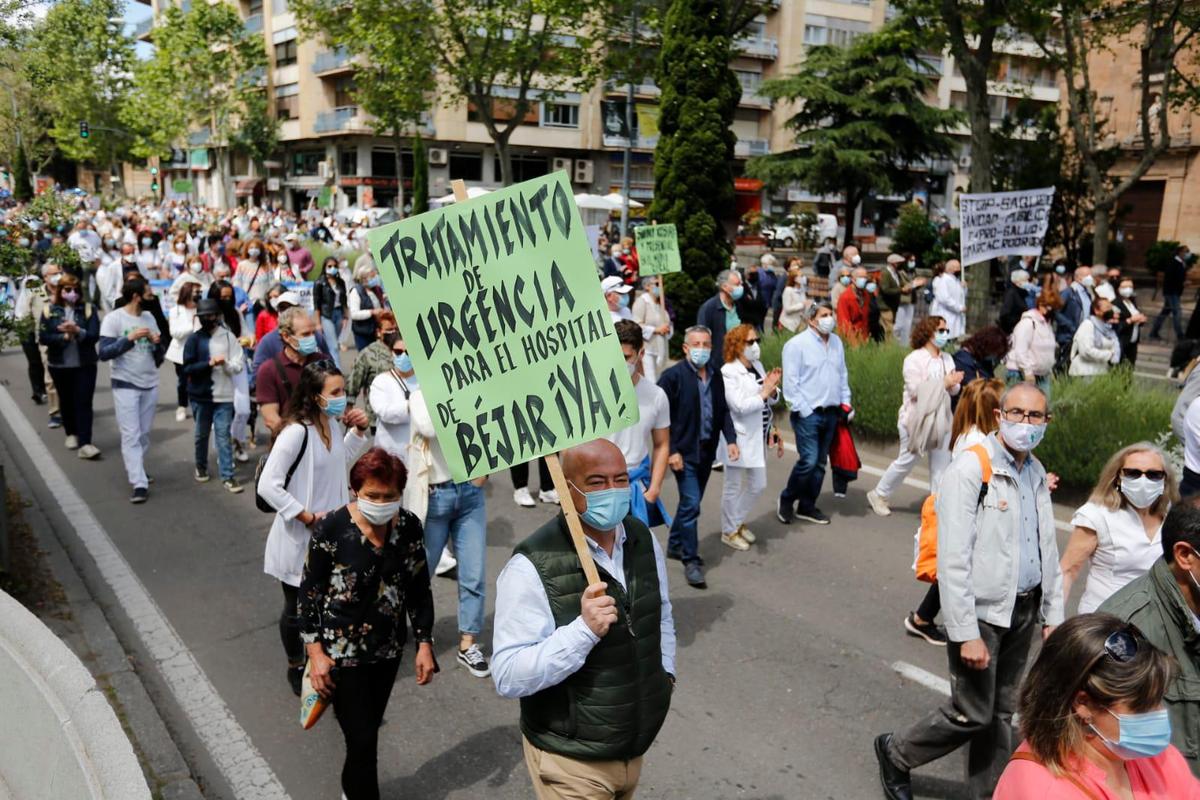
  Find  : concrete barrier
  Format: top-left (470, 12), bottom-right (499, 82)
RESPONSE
top-left (0, 589), bottom-right (150, 800)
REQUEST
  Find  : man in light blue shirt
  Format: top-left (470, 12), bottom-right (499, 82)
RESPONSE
top-left (493, 439), bottom-right (676, 797)
top-left (777, 302), bottom-right (851, 525)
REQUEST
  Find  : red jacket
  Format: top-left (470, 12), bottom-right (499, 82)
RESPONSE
top-left (837, 287), bottom-right (871, 339)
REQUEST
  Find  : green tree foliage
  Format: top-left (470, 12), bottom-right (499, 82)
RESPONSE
top-left (123, 2), bottom-right (274, 206)
top-left (747, 24), bottom-right (960, 248)
top-left (24, 0), bottom-right (133, 171)
top-left (411, 135), bottom-right (430, 216)
top-left (891, 204), bottom-right (938, 262)
top-left (291, 0), bottom-right (436, 212)
top-left (650, 0), bottom-right (739, 289)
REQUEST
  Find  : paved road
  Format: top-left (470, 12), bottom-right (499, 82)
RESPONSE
top-left (0, 348), bottom-right (1088, 800)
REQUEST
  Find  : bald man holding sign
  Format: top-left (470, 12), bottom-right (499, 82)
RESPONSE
top-left (493, 439), bottom-right (677, 799)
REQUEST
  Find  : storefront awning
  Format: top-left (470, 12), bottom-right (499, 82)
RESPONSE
top-left (235, 178), bottom-right (261, 196)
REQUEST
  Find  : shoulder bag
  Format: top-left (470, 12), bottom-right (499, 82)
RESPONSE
top-left (254, 425), bottom-right (309, 513)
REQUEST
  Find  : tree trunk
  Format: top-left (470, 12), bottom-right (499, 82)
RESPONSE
top-left (494, 132), bottom-right (514, 187)
top-left (842, 187), bottom-right (861, 249)
top-left (1092, 203), bottom-right (1112, 266)
top-left (392, 129), bottom-right (407, 215)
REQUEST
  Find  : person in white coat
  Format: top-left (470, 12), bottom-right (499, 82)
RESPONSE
top-left (369, 336), bottom-right (418, 464)
top-left (718, 324), bottom-right (783, 551)
top-left (1069, 296), bottom-right (1121, 377)
top-left (632, 276), bottom-right (673, 379)
top-left (1059, 442), bottom-right (1177, 615)
top-left (930, 259), bottom-right (966, 339)
top-left (777, 266), bottom-right (809, 332)
top-left (166, 282), bottom-right (200, 423)
top-left (258, 360), bottom-right (371, 695)
top-left (168, 256), bottom-right (212, 304)
top-left (867, 315), bottom-right (964, 517)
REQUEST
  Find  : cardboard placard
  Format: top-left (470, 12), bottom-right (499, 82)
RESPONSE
top-left (635, 223), bottom-right (682, 276)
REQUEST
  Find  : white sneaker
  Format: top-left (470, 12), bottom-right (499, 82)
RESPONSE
top-left (866, 490), bottom-right (892, 517)
top-left (513, 487), bottom-right (536, 507)
top-left (233, 441), bottom-right (249, 463)
top-left (64, 435), bottom-right (79, 450)
top-left (77, 444), bottom-right (101, 460)
top-left (538, 489), bottom-right (560, 505)
top-left (434, 548), bottom-right (457, 577)
top-left (174, 407), bottom-right (187, 423)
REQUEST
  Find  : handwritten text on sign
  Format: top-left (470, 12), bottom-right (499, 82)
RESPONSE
top-left (367, 172), bottom-right (639, 481)
top-left (959, 187), bottom-right (1056, 267)
top-left (635, 223), bottom-right (682, 276)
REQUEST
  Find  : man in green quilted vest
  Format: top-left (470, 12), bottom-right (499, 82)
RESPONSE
top-left (492, 439), bottom-right (677, 799)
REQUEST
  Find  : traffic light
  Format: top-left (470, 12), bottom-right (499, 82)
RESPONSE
top-left (151, 181), bottom-right (160, 193)
top-left (80, 121), bottom-right (89, 139)
top-left (149, 166), bottom-right (158, 176)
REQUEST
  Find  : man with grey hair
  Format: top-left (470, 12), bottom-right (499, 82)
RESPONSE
top-left (696, 268), bottom-right (744, 361)
top-left (657, 325), bottom-right (738, 588)
top-left (254, 306), bottom-right (327, 434)
top-left (777, 302), bottom-right (849, 526)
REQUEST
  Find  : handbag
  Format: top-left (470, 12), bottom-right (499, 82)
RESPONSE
top-left (254, 426), bottom-right (308, 513)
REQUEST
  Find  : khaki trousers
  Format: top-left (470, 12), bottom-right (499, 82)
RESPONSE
top-left (523, 737), bottom-right (643, 800)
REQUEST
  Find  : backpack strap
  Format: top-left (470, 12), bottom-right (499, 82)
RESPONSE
top-left (273, 352), bottom-right (295, 396)
top-left (1007, 752), bottom-right (1104, 800)
top-left (966, 443), bottom-right (992, 503)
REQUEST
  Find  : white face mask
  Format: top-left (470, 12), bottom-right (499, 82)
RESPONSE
top-left (175, 242), bottom-right (186, 252)
top-left (850, 254), bottom-right (862, 266)
top-left (188, 262), bottom-right (202, 274)
top-left (998, 419), bottom-right (1046, 452)
top-left (357, 497), bottom-right (401, 525)
top-left (1120, 475), bottom-right (1165, 509)
top-left (744, 342), bottom-right (761, 362)
top-left (1081, 275), bottom-right (1095, 287)
top-left (277, 253), bottom-right (289, 264)
top-left (625, 359), bottom-right (638, 377)
top-left (816, 315), bottom-right (836, 335)
top-left (1119, 286), bottom-right (1135, 298)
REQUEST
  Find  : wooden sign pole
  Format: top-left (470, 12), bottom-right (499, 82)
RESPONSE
top-left (450, 179), bottom-right (601, 587)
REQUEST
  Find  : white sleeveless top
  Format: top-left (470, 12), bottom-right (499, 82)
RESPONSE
top-left (1070, 501), bottom-right (1163, 614)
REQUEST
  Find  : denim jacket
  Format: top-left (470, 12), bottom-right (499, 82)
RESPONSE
top-left (936, 433), bottom-right (1065, 642)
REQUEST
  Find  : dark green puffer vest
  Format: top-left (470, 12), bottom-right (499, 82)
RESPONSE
top-left (514, 512), bottom-right (672, 761)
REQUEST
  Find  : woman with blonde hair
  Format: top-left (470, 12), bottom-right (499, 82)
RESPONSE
top-left (1060, 443), bottom-right (1178, 614)
top-left (994, 613), bottom-right (1196, 798)
top-left (778, 265), bottom-right (809, 332)
top-left (904, 378), bottom-right (1005, 646)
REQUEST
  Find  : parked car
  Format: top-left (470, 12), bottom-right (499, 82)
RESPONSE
top-left (762, 213), bottom-right (839, 249)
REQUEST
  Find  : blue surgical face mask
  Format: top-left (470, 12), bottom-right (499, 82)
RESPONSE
top-left (569, 481), bottom-right (630, 531)
top-left (688, 347), bottom-right (711, 367)
top-left (1090, 707), bottom-right (1172, 760)
top-left (729, 284), bottom-right (744, 300)
top-left (367, 276), bottom-right (381, 288)
top-left (839, 275), bottom-right (851, 286)
top-left (934, 331), bottom-right (951, 349)
top-left (295, 334), bottom-right (318, 355)
top-left (618, 292), bottom-right (630, 308)
top-left (320, 394), bottom-right (347, 417)
top-left (854, 277), bottom-right (867, 290)
top-left (865, 281), bottom-right (877, 293)
top-left (393, 352), bottom-right (412, 372)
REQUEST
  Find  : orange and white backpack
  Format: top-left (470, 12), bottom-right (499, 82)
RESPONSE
top-left (914, 444), bottom-right (991, 583)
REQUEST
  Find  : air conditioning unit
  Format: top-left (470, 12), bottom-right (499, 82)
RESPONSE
top-left (552, 157), bottom-right (573, 173)
top-left (573, 159), bottom-right (594, 184)
top-left (958, 154), bottom-right (972, 169)
top-left (428, 147), bottom-right (449, 166)
top-left (318, 160), bottom-right (332, 178)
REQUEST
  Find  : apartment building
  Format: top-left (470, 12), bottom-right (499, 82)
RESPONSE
top-left (134, 0), bottom-right (1060, 245)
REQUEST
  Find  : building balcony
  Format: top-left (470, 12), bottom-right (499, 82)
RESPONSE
top-left (735, 35), bottom-right (779, 59)
top-left (739, 90), bottom-right (771, 109)
top-left (735, 139), bottom-right (770, 158)
top-left (602, 133), bottom-right (658, 150)
top-left (315, 106), bottom-right (365, 133)
top-left (606, 80), bottom-right (660, 98)
top-left (133, 17), bottom-right (153, 40)
top-left (244, 13), bottom-right (263, 33)
top-left (313, 48), bottom-right (355, 75)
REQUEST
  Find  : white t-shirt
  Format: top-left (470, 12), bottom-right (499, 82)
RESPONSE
top-left (1070, 500), bottom-right (1163, 614)
top-left (604, 377), bottom-right (670, 470)
top-left (1187, 399), bottom-right (1200, 474)
top-left (100, 307), bottom-right (161, 390)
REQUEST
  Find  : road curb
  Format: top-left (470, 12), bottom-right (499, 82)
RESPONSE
top-left (0, 424), bottom-right (206, 799)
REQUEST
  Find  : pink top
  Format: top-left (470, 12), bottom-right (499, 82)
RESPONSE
top-left (994, 742), bottom-right (1200, 799)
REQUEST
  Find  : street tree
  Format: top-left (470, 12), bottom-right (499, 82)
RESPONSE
top-left (291, 0), bottom-right (436, 214)
top-left (0, 57), bottom-right (56, 198)
top-left (24, 0), bottom-right (134, 182)
top-left (123, 1), bottom-right (275, 207)
top-left (747, 24), bottom-right (960, 249)
top-left (1020, 0), bottom-right (1200, 265)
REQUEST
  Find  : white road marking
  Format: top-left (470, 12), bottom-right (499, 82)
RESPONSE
top-left (891, 661), bottom-right (951, 697)
top-left (0, 385), bottom-right (290, 800)
top-left (780, 439), bottom-right (1074, 531)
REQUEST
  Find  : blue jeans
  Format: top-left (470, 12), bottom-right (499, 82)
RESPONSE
top-left (1151, 293), bottom-right (1184, 339)
top-left (423, 482), bottom-right (487, 635)
top-left (669, 460), bottom-right (713, 564)
top-left (320, 316), bottom-right (343, 370)
top-left (192, 400), bottom-right (234, 481)
top-left (780, 408), bottom-right (840, 513)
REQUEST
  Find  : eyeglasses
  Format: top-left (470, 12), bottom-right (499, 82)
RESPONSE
top-left (1000, 407), bottom-right (1051, 424)
top-left (1121, 468), bottom-right (1167, 481)
top-left (746, 338), bottom-right (761, 345)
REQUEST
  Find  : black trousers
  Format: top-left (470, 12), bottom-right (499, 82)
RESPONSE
top-left (1182, 467), bottom-right (1200, 499)
top-left (333, 658), bottom-right (401, 800)
top-left (173, 362), bottom-right (188, 408)
top-left (20, 333), bottom-right (45, 397)
top-left (280, 583), bottom-right (303, 666)
top-left (511, 458), bottom-right (552, 492)
top-left (916, 581), bottom-right (941, 622)
top-left (48, 365), bottom-right (97, 445)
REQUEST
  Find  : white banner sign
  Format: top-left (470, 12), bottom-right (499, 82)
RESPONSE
top-left (959, 187), bottom-right (1055, 267)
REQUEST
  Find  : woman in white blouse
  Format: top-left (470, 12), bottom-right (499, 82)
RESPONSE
top-left (368, 336), bottom-right (418, 464)
top-left (930, 260), bottom-right (966, 339)
top-left (718, 324), bottom-right (783, 551)
top-left (866, 315), bottom-right (963, 517)
top-left (165, 282), bottom-right (200, 423)
top-left (1060, 442), bottom-right (1178, 614)
top-left (777, 266), bottom-right (809, 332)
top-left (259, 360), bottom-right (371, 695)
top-left (631, 276), bottom-right (672, 380)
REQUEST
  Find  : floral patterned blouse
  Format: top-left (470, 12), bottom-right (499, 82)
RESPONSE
top-left (299, 505), bottom-right (434, 667)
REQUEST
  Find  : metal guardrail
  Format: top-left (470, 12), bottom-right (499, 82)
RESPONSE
top-left (244, 13), bottom-right (263, 33)
top-left (735, 36), bottom-right (779, 58)
top-left (314, 106), bottom-right (360, 133)
top-left (313, 49), bottom-right (353, 74)
top-left (133, 17), bottom-right (153, 38)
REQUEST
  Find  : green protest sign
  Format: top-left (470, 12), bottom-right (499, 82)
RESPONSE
top-left (317, 186), bottom-right (333, 209)
top-left (172, 179), bottom-right (193, 193)
top-left (367, 172), bottom-right (639, 482)
top-left (634, 223), bottom-right (681, 276)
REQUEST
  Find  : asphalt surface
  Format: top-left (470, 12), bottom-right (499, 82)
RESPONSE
top-left (0, 347), bottom-right (1089, 800)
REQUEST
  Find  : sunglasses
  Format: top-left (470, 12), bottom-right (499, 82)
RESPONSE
top-left (392, 347), bottom-right (407, 356)
top-left (1120, 468), bottom-right (1167, 481)
top-left (1076, 629), bottom-right (1140, 695)
top-left (746, 338), bottom-right (761, 345)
